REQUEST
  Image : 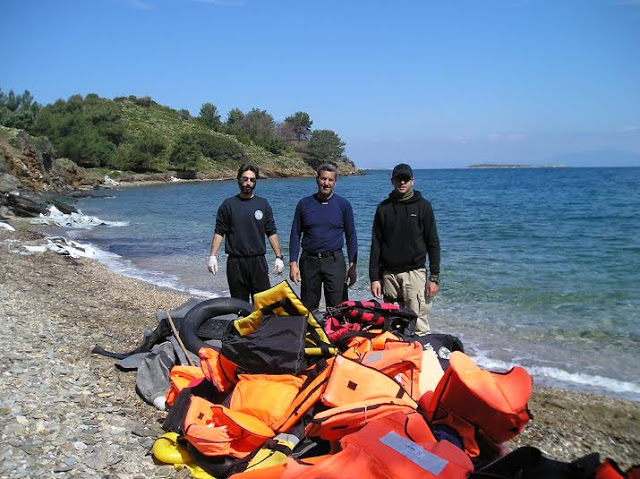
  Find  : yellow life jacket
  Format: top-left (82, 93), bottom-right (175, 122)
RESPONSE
top-left (226, 280), bottom-right (337, 359)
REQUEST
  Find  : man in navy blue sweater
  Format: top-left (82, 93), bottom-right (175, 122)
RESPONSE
top-left (289, 164), bottom-right (358, 310)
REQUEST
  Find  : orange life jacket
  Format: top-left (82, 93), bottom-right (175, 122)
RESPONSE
top-left (165, 365), bottom-right (205, 408)
top-left (198, 346), bottom-right (239, 393)
top-left (227, 455), bottom-right (329, 479)
top-left (271, 357), bottom-right (334, 433)
top-left (183, 396), bottom-right (275, 458)
top-left (305, 397), bottom-right (419, 441)
top-left (426, 351), bottom-right (532, 458)
top-left (282, 411), bottom-right (473, 479)
top-left (230, 373), bottom-right (305, 430)
top-left (341, 329), bottom-right (399, 356)
top-left (321, 354), bottom-right (417, 408)
top-left (342, 330), bottom-right (445, 400)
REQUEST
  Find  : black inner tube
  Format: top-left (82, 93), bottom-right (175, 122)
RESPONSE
top-left (180, 297), bottom-right (252, 353)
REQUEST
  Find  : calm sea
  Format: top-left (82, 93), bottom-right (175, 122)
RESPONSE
top-left (68, 168), bottom-right (640, 401)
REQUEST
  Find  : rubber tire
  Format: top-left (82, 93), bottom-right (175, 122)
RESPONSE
top-left (180, 297), bottom-right (252, 353)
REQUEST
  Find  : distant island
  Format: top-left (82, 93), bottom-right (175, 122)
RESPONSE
top-left (468, 164), bottom-right (569, 169)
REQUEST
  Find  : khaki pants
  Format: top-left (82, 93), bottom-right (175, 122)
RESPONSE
top-left (382, 268), bottom-right (431, 334)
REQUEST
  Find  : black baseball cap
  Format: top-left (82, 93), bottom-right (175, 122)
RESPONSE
top-left (392, 163), bottom-right (413, 179)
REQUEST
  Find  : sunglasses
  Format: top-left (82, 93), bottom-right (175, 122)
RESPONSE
top-left (394, 175), bottom-right (412, 183)
top-left (240, 176), bottom-right (257, 183)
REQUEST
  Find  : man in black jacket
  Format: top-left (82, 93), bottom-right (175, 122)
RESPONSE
top-left (369, 163), bottom-right (440, 333)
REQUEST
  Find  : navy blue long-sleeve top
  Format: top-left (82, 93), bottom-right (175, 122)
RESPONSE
top-left (289, 193), bottom-right (358, 264)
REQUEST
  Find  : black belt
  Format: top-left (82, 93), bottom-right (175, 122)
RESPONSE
top-left (304, 250), bottom-right (340, 259)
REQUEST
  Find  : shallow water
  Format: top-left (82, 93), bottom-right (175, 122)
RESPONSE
top-left (69, 167), bottom-right (640, 401)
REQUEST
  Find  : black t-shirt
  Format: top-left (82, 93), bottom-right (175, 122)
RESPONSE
top-left (215, 195), bottom-right (277, 257)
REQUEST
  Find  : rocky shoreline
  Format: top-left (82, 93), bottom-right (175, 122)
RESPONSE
top-left (0, 222), bottom-right (638, 478)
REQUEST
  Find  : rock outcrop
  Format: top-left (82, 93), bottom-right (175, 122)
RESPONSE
top-left (0, 127), bottom-right (103, 218)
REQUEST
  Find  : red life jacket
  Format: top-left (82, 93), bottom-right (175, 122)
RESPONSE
top-left (333, 300), bottom-right (417, 325)
top-left (596, 459), bottom-right (640, 479)
top-left (426, 352), bottom-right (532, 458)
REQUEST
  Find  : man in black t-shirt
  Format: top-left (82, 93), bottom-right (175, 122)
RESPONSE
top-left (208, 164), bottom-right (284, 302)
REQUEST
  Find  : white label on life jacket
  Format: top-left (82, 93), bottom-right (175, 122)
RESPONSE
top-left (363, 351), bottom-right (383, 364)
top-left (380, 431), bottom-right (448, 475)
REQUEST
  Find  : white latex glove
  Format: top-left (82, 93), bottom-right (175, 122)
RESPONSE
top-left (273, 257), bottom-right (284, 275)
top-left (207, 255), bottom-right (218, 275)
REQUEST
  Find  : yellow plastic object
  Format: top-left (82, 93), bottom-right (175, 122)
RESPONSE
top-left (152, 432), bottom-right (192, 465)
top-left (153, 433), bottom-right (217, 479)
top-left (244, 432), bottom-right (299, 472)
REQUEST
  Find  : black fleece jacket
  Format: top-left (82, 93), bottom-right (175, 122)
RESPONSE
top-left (369, 189), bottom-right (440, 281)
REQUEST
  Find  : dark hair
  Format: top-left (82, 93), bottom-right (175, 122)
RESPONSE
top-left (237, 163), bottom-right (259, 180)
top-left (316, 163), bottom-right (338, 178)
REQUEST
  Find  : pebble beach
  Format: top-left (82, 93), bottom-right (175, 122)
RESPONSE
top-left (0, 222), bottom-right (638, 478)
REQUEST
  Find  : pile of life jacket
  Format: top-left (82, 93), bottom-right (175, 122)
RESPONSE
top-left (149, 281), bottom-right (639, 479)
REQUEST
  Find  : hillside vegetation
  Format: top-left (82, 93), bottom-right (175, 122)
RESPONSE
top-left (0, 89), bottom-right (360, 180)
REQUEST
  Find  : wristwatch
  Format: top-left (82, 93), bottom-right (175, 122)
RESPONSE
top-left (429, 274), bottom-right (440, 285)
top-left (276, 255), bottom-right (283, 260)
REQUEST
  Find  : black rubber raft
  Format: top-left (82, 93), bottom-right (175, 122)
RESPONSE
top-left (180, 297), bottom-right (252, 353)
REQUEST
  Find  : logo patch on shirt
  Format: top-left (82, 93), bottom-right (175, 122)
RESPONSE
top-left (254, 209), bottom-right (263, 220)
top-left (411, 214), bottom-right (417, 217)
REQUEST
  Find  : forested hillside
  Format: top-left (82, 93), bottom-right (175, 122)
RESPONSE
top-left (0, 89), bottom-right (360, 179)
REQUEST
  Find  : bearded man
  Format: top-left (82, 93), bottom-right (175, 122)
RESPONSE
top-left (208, 163), bottom-right (284, 302)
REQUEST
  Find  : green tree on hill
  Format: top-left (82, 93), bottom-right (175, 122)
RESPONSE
top-left (307, 129), bottom-right (345, 166)
top-left (241, 108), bottom-right (287, 154)
top-left (198, 102), bottom-right (221, 130)
top-left (224, 108), bottom-right (249, 143)
top-left (0, 88), bottom-right (41, 131)
top-left (170, 133), bottom-right (202, 171)
top-left (242, 108), bottom-right (275, 140)
top-left (283, 111), bottom-right (313, 141)
top-left (33, 94), bottom-right (124, 168)
top-left (126, 131), bottom-right (168, 172)
top-left (196, 132), bottom-right (247, 162)
top-left (1, 89), bottom-right (355, 176)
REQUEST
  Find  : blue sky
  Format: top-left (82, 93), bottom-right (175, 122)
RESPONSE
top-left (3, 0), bottom-right (640, 168)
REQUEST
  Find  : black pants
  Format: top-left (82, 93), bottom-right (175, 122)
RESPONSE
top-left (299, 251), bottom-right (346, 310)
top-left (226, 255), bottom-right (270, 303)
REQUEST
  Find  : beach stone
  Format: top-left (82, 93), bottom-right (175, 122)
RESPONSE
top-left (131, 426), bottom-right (157, 437)
top-left (54, 463), bottom-right (74, 473)
top-left (72, 441), bottom-right (88, 451)
top-left (84, 449), bottom-right (111, 470)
